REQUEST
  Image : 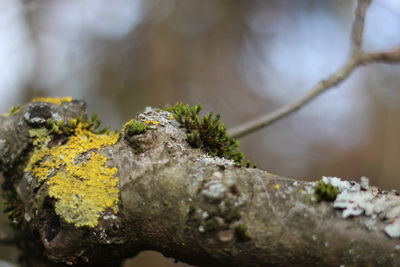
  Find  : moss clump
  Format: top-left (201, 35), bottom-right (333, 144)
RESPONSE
top-left (234, 224), bottom-right (251, 242)
top-left (122, 120), bottom-right (151, 153)
top-left (2, 189), bottom-right (24, 228)
top-left (124, 120), bottom-right (150, 136)
top-left (45, 113), bottom-right (112, 136)
top-left (164, 103), bottom-right (246, 166)
top-left (314, 180), bottom-right (340, 202)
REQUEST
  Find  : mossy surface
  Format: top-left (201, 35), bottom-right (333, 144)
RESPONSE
top-left (2, 189), bottom-right (24, 228)
top-left (25, 115), bottom-right (119, 228)
top-left (164, 103), bottom-right (246, 166)
top-left (314, 179), bottom-right (340, 202)
top-left (45, 113), bottom-right (112, 136)
top-left (122, 119), bottom-right (152, 153)
top-left (123, 120), bottom-right (150, 136)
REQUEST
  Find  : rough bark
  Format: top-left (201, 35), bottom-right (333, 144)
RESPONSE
top-left (1, 99), bottom-right (400, 267)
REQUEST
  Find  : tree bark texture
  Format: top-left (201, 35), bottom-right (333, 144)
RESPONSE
top-left (1, 99), bottom-right (400, 266)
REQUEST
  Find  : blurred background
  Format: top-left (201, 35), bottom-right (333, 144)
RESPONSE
top-left (0, 0), bottom-right (399, 266)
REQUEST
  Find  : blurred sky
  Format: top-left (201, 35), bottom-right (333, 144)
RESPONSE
top-left (0, 0), bottom-right (399, 266)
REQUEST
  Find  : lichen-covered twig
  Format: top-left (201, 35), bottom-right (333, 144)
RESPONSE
top-left (228, 0), bottom-right (400, 138)
top-left (2, 99), bottom-right (400, 266)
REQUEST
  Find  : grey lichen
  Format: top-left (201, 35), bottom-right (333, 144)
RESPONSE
top-left (0, 139), bottom-right (8, 162)
top-left (191, 171), bottom-right (247, 241)
top-left (322, 176), bottom-right (400, 238)
top-left (201, 180), bottom-right (227, 202)
top-left (197, 154), bottom-right (235, 168)
top-left (23, 103), bottom-right (52, 127)
top-left (384, 219), bottom-right (400, 238)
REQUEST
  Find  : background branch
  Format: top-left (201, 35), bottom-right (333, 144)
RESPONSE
top-left (228, 0), bottom-right (400, 139)
top-left (351, 0), bottom-right (371, 55)
top-left (360, 47), bottom-right (400, 64)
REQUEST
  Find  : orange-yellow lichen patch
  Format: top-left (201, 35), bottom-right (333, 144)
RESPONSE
top-left (3, 105), bottom-right (23, 117)
top-left (143, 119), bottom-right (160, 125)
top-left (32, 97), bottom-right (73, 105)
top-left (47, 152), bottom-right (118, 227)
top-left (25, 122), bottom-right (120, 227)
top-left (273, 184), bottom-right (281, 190)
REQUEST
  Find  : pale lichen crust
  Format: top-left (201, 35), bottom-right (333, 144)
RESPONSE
top-left (32, 97), bottom-right (73, 105)
top-left (25, 119), bottom-right (120, 228)
top-left (321, 176), bottom-right (400, 239)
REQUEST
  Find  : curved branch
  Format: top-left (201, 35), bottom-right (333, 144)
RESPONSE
top-left (360, 47), bottom-right (400, 64)
top-left (227, 58), bottom-right (359, 138)
top-left (351, 0), bottom-right (372, 55)
top-left (1, 100), bottom-right (400, 266)
top-left (228, 0), bottom-right (400, 139)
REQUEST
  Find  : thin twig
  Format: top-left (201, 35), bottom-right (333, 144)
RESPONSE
top-left (228, 0), bottom-right (400, 139)
top-left (352, 0), bottom-right (372, 55)
top-left (360, 47), bottom-right (400, 64)
top-left (228, 59), bottom-right (359, 138)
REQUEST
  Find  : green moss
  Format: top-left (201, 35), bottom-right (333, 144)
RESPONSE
top-left (234, 224), bottom-right (251, 242)
top-left (124, 120), bottom-right (150, 136)
top-left (2, 189), bottom-right (23, 228)
top-left (164, 103), bottom-right (247, 166)
top-left (44, 113), bottom-right (112, 136)
top-left (121, 120), bottom-right (151, 153)
top-left (314, 180), bottom-right (340, 202)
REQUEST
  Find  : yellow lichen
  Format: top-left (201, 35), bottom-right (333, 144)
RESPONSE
top-left (25, 122), bottom-right (120, 227)
top-left (273, 184), bottom-right (281, 190)
top-left (143, 120), bottom-right (160, 125)
top-left (32, 97), bottom-right (73, 105)
top-left (3, 105), bottom-right (23, 117)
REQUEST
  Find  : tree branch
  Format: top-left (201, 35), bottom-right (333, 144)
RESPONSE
top-left (360, 47), bottom-right (400, 64)
top-left (228, 0), bottom-right (400, 139)
top-left (351, 0), bottom-right (371, 55)
top-left (2, 100), bottom-right (400, 266)
top-left (227, 58), bottom-right (359, 138)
